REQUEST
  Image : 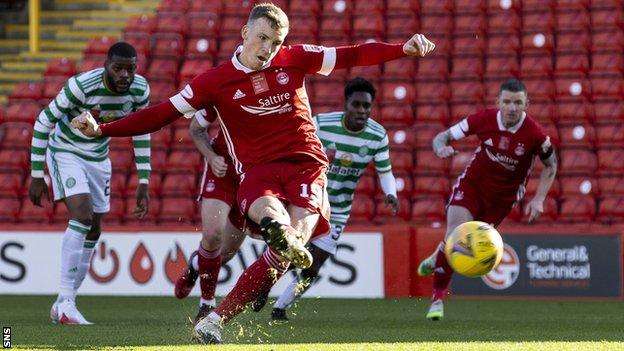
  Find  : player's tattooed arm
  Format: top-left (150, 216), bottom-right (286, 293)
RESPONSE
top-left (432, 129), bottom-right (457, 159)
top-left (189, 118), bottom-right (227, 177)
top-left (525, 150), bottom-right (557, 223)
top-left (541, 150), bottom-right (558, 179)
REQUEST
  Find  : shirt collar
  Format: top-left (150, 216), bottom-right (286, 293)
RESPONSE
top-left (231, 45), bottom-right (273, 73)
top-left (497, 110), bottom-right (526, 133)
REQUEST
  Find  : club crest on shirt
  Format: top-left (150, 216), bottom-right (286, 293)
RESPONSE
top-left (205, 180), bottom-right (215, 192)
top-left (515, 143), bottom-right (525, 156)
top-left (454, 191), bottom-right (464, 201)
top-left (276, 72), bottom-right (289, 85)
top-left (339, 153), bottom-right (353, 167)
top-left (498, 136), bottom-right (510, 150)
top-left (358, 146), bottom-right (369, 157)
top-left (122, 101), bottom-right (133, 112)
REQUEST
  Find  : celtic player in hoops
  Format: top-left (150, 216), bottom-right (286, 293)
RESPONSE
top-left (252, 77), bottom-right (400, 320)
top-left (28, 42), bottom-right (151, 325)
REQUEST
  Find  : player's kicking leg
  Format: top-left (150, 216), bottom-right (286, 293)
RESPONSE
top-left (418, 205), bottom-right (473, 320)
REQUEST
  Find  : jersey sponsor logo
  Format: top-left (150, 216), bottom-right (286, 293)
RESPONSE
top-left (514, 143), bottom-right (525, 156)
top-left (232, 89), bottom-right (246, 100)
top-left (181, 84), bottom-right (194, 99)
top-left (339, 153), bottom-right (353, 167)
top-left (485, 148), bottom-right (519, 171)
top-left (329, 164), bottom-right (364, 177)
top-left (240, 92), bottom-right (293, 116)
top-left (205, 180), bottom-right (215, 192)
top-left (276, 72), bottom-right (289, 85)
top-left (302, 44), bottom-right (324, 53)
top-left (498, 136), bottom-right (510, 150)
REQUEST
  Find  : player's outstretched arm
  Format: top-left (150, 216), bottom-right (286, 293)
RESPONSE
top-left (189, 116), bottom-right (227, 177)
top-left (432, 129), bottom-right (457, 159)
top-left (525, 150), bottom-right (558, 223)
top-left (71, 100), bottom-right (182, 137)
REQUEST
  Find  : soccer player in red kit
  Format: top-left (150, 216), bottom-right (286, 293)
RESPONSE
top-left (417, 79), bottom-right (558, 320)
top-left (72, 3), bottom-right (435, 343)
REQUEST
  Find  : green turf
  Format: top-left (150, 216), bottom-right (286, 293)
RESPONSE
top-left (2, 295), bottom-right (623, 350)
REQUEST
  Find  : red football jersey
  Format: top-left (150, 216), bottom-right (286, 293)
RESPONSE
top-left (170, 44), bottom-right (339, 174)
top-left (449, 109), bottom-right (551, 198)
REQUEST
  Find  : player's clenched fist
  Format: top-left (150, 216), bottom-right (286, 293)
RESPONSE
top-left (403, 34), bottom-right (435, 57)
top-left (434, 145), bottom-right (457, 159)
top-left (70, 111), bottom-right (102, 137)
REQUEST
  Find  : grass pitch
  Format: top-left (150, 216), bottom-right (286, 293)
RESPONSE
top-left (2, 295), bottom-right (623, 350)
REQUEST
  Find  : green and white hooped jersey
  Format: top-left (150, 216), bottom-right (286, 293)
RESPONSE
top-left (313, 112), bottom-right (392, 225)
top-left (30, 68), bottom-right (151, 183)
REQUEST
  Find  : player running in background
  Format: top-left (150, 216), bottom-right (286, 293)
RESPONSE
top-left (251, 77), bottom-right (399, 321)
top-left (71, 3), bottom-right (434, 343)
top-left (173, 108), bottom-right (251, 325)
top-left (417, 79), bottom-right (557, 320)
top-left (28, 42), bottom-right (151, 325)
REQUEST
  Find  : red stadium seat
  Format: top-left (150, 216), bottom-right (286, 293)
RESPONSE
top-left (559, 148), bottom-right (597, 175)
top-left (413, 176), bottom-right (450, 197)
top-left (393, 173), bottom-right (414, 199)
top-left (597, 148), bottom-right (624, 175)
top-left (382, 82), bottom-right (416, 104)
top-left (386, 16), bottom-right (418, 36)
top-left (150, 128), bottom-right (172, 150)
top-left (78, 57), bottom-right (102, 73)
top-left (161, 173), bottom-right (197, 197)
top-left (554, 76), bottom-right (591, 100)
top-left (389, 149), bottom-right (414, 173)
top-left (414, 149), bottom-right (449, 176)
top-left (319, 15), bottom-right (351, 38)
top-left (593, 99), bottom-right (624, 122)
top-left (127, 172), bottom-right (162, 197)
top-left (555, 52), bottom-right (590, 75)
top-left (591, 8), bottom-right (624, 30)
top-left (149, 81), bottom-right (177, 104)
top-left (0, 123), bottom-right (32, 148)
top-left (556, 10), bottom-right (590, 31)
top-left (557, 101), bottom-right (594, 123)
top-left (520, 55), bottom-right (553, 78)
top-left (85, 37), bottom-right (117, 55)
top-left (521, 32), bottom-right (554, 55)
top-left (0, 148), bottom-right (28, 172)
top-left (595, 122), bottom-right (624, 148)
top-left (0, 198), bottom-right (20, 223)
top-left (411, 196), bottom-right (446, 222)
top-left (454, 14), bottom-right (487, 36)
top-left (450, 56), bottom-right (484, 80)
top-left (452, 35), bottom-right (486, 56)
top-left (157, 0), bottom-right (189, 13)
top-left (526, 195), bottom-right (559, 223)
top-left (4, 100), bottom-right (40, 124)
top-left (559, 176), bottom-right (597, 196)
top-left (521, 78), bottom-right (555, 101)
top-left (109, 149), bottom-right (134, 173)
top-left (450, 102), bottom-right (484, 125)
top-left (146, 59), bottom-right (179, 83)
top-left (321, 0), bottom-right (354, 15)
top-left (352, 13), bottom-right (385, 38)
top-left (167, 149), bottom-right (201, 173)
top-left (525, 175), bottom-right (560, 198)
top-left (597, 176), bottom-right (624, 195)
top-left (179, 60), bottom-right (213, 83)
top-left (313, 81), bottom-right (344, 105)
top-left (9, 82), bottom-right (42, 101)
top-left (522, 12), bottom-right (555, 32)
top-left (44, 58), bottom-right (76, 78)
top-left (488, 11), bottom-right (521, 34)
top-left (289, 0), bottom-right (321, 16)
top-left (170, 126), bottom-right (196, 149)
top-left (559, 195), bottom-right (595, 222)
top-left (0, 173), bottom-right (24, 197)
top-left (354, 0), bottom-right (385, 14)
top-left (421, 15), bottom-right (453, 35)
top-left (415, 56), bottom-right (449, 80)
top-left (188, 12), bottom-right (219, 37)
top-left (412, 122), bottom-right (445, 148)
top-left (488, 0), bottom-right (521, 12)
top-left (591, 76), bottom-right (624, 99)
top-left (556, 30), bottom-right (591, 54)
top-left (287, 15), bottom-right (319, 38)
top-left (416, 81), bottom-right (450, 104)
top-left (349, 195), bottom-right (375, 222)
top-left (414, 104), bottom-right (450, 124)
top-left (378, 103), bottom-right (414, 127)
top-left (159, 196), bottom-right (196, 223)
top-left (387, 0), bottom-right (418, 15)
top-left (386, 128), bottom-right (417, 149)
top-left (597, 195), bottom-right (624, 223)
top-left (152, 35), bottom-right (185, 60)
top-left (556, 0), bottom-right (590, 11)
top-left (42, 79), bottom-right (65, 102)
top-left (526, 100), bottom-right (556, 123)
top-left (103, 197), bottom-right (126, 224)
top-left (124, 15), bottom-right (156, 35)
top-left (109, 173), bottom-right (127, 197)
top-left (485, 56), bottom-right (520, 79)
top-left (420, 0), bottom-right (453, 15)
top-left (349, 65), bottom-right (382, 82)
top-left (449, 80), bottom-right (485, 103)
top-left (20, 197), bottom-right (53, 223)
top-left (354, 175), bottom-right (376, 196)
top-left (487, 34), bottom-right (521, 56)
top-left (155, 14), bottom-right (188, 36)
top-left (455, 0), bottom-right (485, 13)
top-left (590, 52), bottom-right (623, 76)
top-left (591, 29), bottom-right (624, 52)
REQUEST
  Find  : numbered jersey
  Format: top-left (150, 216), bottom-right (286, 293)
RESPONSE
top-left (314, 112), bottom-right (391, 225)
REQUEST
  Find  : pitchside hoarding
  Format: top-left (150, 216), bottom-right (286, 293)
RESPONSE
top-left (452, 234), bottom-right (622, 297)
top-left (0, 231), bottom-right (384, 298)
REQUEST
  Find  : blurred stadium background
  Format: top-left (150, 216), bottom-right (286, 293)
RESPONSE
top-left (0, 0), bottom-right (623, 348)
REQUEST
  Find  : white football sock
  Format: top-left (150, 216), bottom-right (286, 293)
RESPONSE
top-left (200, 298), bottom-right (215, 307)
top-left (59, 220), bottom-right (90, 301)
top-left (274, 275), bottom-right (312, 310)
top-left (73, 239), bottom-right (97, 292)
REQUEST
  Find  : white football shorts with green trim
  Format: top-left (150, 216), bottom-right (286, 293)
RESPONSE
top-left (46, 149), bottom-right (111, 213)
top-left (310, 223), bottom-right (345, 255)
